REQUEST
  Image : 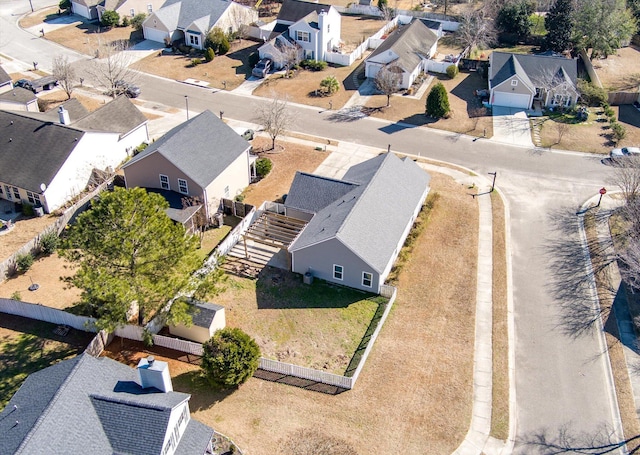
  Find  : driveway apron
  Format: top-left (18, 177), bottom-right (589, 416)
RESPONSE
top-left (491, 107), bottom-right (534, 148)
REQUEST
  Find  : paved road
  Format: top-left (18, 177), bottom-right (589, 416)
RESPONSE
top-left (0, 5), bottom-right (629, 452)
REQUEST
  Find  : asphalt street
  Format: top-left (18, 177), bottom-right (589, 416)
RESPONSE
top-left (0, 1), bottom-right (629, 451)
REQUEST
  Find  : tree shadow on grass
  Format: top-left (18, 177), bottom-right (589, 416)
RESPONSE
top-left (172, 370), bottom-right (238, 411)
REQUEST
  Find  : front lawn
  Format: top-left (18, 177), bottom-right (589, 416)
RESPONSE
top-left (45, 22), bottom-right (144, 56)
top-left (136, 40), bottom-right (260, 91)
top-left (0, 314), bottom-right (94, 408)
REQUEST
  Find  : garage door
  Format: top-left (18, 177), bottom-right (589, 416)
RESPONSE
top-left (144, 27), bottom-right (168, 44)
top-left (492, 91), bottom-right (531, 109)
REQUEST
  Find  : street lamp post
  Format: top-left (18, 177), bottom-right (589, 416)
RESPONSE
top-left (28, 0), bottom-right (34, 12)
top-left (184, 95), bottom-right (189, 120)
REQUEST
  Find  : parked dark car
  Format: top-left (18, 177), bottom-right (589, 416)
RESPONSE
top-left (114, 80), bottom-right (141, 98)
top-left (14, 79), bottom-right (33, 90)
top-left (15, 76), bottom-right (58, 93)
top-left (252, 58), bottom-right (272, 78)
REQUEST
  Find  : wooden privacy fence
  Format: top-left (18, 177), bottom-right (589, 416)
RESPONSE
top-left (608, 91), bottom-right (640, 106)
top-left (221, 199), bottom-right (254, 218)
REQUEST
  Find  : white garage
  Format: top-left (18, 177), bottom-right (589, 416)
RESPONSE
top-left (490, 91), bottom-right (532, 109)
top-left (143, 26), bottom-right (169, 44)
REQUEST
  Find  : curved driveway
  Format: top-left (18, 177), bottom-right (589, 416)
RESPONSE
top-left (0, 3), bottom-right (627, 452)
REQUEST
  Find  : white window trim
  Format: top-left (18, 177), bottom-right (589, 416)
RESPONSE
top-left (296, 31), bottom-right (310, 42)
top-left (511, 79), bottom-right (518, 86)
top-left (160, 174), bottom-right (170, 190)
top-left (362, 271), bottom-right (372, 288)
top-left (178, 178), bottom-right (188, 195)
top-left (333, 264), bottom-right (343, 281)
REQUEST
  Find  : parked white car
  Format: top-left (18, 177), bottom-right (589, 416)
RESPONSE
top-left (610, 146), bottom-right (640, 158)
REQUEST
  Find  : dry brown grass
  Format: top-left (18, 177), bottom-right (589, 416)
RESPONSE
top-left (18, 6), bottom-right (60, 29)
top-left (136, 40), bottom-right (260, 91)
top-left (242, 137), bottom-right (329, 206)
top-left (339, 15), bottom-right (386, 48)
top-left (253, 65), bottom-right (356, 109)
top-left (37, 91), bottom-right (106, 112)
top-left (45, 23), bottom-right (144, 56)
top-left (592, 45), bottom-right (640, 92)
top-left (365, 72), bottom-right (494, 138)
top-left (539, 106), bottom-right (640, 153)
top-left (490, 191), bottom-right (509, 439)
top-left (0, 215), bottom-right (58, 263)
top-left (102, 172), bottom-right (477, 455)
top-left (0, 253), bottom-right (81, 309)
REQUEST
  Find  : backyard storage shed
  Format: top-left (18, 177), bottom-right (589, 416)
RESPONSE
top-left (285, 153), bottom-right (430, 294)
top-left (169, 301), bottom-right (226, 343)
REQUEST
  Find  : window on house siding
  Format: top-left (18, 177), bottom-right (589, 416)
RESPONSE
top-left (4, 185), bottom-right (11, 200)
top-left (511, 80), bottom-right (518, 86)
top-left (129, 8), bottom-right (134, 16)
top-left (224, 185), bottom-right (230, 198)
top-left (178, 179), bottom-right (188, 194)
top-left (333, 264), bottom-right (343, 280)
top-left (12, 187), bottom-right (20, 200)
top-left (147, 3), bottom-right (152, 12)
top-left (189, 35), bottom-right (199, 46)
top-left (160, 174), bottom-right (170, 190)
top-left (296, 31), bottom-right (310, 42)
top-left (362, 272), bottom-right (372, 288)
top-left (26, 191), bottom-right (36, 204)
top-left (33, 193), bottom-right (41, 206)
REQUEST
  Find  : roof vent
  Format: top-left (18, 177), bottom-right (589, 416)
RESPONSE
top-left (58, 106), bottom-right (70, 125)
top-left (10, 120), bottom-right (13, 124)
top-left (137, 356), bottom-right (173, 393)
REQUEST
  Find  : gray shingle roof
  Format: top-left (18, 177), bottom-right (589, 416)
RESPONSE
top-left (277, 0), bottom-right (333, 23)
top-left (175, 419), bottom-right (215, 455)
top-left (191, 302), bottom-right (224, 328)
top-left (489, 51), bottom-right (577, 89)
top-left (0, 353), bottom-right (213, 455)
top-left (16, 97), bottom-right (90, 123)
top-left (73, 95), bottom-right (147, 137)
top-left (289, 153), bottom-right (430, 273)
top-left (285, 172), bottom-right (358, 214)
top-left (0, 87), bottom-right (37, 104)
top-left (0, 109), bottom-right (86, 192)
top-left (366, 19), bottom-right (438, 72)
top-left (156, 0), bottom-right (233, 30)
top-left (122, 110), bottom-right (250, 188)
top-left (0, 65), bottom-right (12, 85)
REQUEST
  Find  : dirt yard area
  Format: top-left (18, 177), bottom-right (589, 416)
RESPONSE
top-left (136, 40), bottom-right (259, 91)
top-left (538, 105), bottom-right (640, 153)
top-left (45, 22), bottom-right (144, 56)
top-left (37, 89), bottom-right (107, 112)
top-left (0, 253), bottom-right (81, 309)
top-left (592, 45), bottom-right (640, 92)
top-left (340, 14), bottom-right (386, 48)
top-left (365, 72), bottom-right (494, 138)
top-left (0, 313), bottom-right (94, 408)
top-left (0, 215), bottom-right (58, 262)
top-left (254, 64), bottom-right (356, 109)
top-left (242, 137), bottom-right (329, 206)
top-left (102, 171), bottom-right (477, 455)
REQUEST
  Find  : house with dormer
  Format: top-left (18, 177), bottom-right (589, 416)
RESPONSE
top-left (258, 0), bottom-right (341, 67)
top-left (0, 353), bottom-right (215, 455)
top-left (142, 0), bottom-right (257, 49)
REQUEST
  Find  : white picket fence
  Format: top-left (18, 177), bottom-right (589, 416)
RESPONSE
top-left (259, 358), bottom-right (354, 389)
top-left (0, 298), bottom-right (97, 332)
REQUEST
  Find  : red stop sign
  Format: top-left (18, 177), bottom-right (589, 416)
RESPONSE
top-left (600, 187), bottom-right (607, 195)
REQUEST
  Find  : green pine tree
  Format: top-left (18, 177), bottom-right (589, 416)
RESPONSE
top-left (425, 82), bottom-right (451, 119)
top-left (545, 0), bottom-right (575, 52)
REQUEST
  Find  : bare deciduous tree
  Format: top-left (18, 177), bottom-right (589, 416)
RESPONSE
top-left (375, 64), bottom-right (401, 107)
top-left (87, 39), bottom-right (138, 98)
top-left (455, 6), bottom-right (497, 51)
top-left (255, 94), bottom-right (292, 150)
top-left (280, 429), bottom-right (357, 455)
top-left (52, 55), bottom-right (76, 100)
top-left (554, 122), bottom-right (570, 145)
top-left (227, 6), bottom-right (253, 43)
top-left (611, 159), bottom-right (640, 203)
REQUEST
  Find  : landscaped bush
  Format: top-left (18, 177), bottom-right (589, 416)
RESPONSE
top-left (201, 327), bottom-right (260, 388)
top-left (577, 80), bottom-right (608, 106)
top-left (16, 252), bottom-right (34, 273)
top-left (204, 47), bottom-right (215, 62)
top-left (320, 75), bottom-right (340, 95)
top-left (59, 0), bottom-right (71, 11)
top-left (131, 13), bottom-right (146, 31)
top-left (10, 291), bottom-right (21, 301)
top-left (100, 10), bottom-right (120, 28)
top-left (425, 82), bottom-right (451, 118)
top-left (190, 58), bottom-right (203, 67)
top-left (121, 16), bottom-right (130, 27)
top-left (22, 203), bottom-right (34, 216)
top-left (611, 122), bottom-right (626, 142)
top-left (256, 158), bottom-right (272, 178)
top-left (300, 59), bottom-right (327, 71)
top-left (604, 106), bottom-right (615, 118)
top-left (40, 231), bottom-right (59, 255)
top-left (446, 64), bottom-right (458, 79)
top-left (205, 27), bottom-right (230, 55)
